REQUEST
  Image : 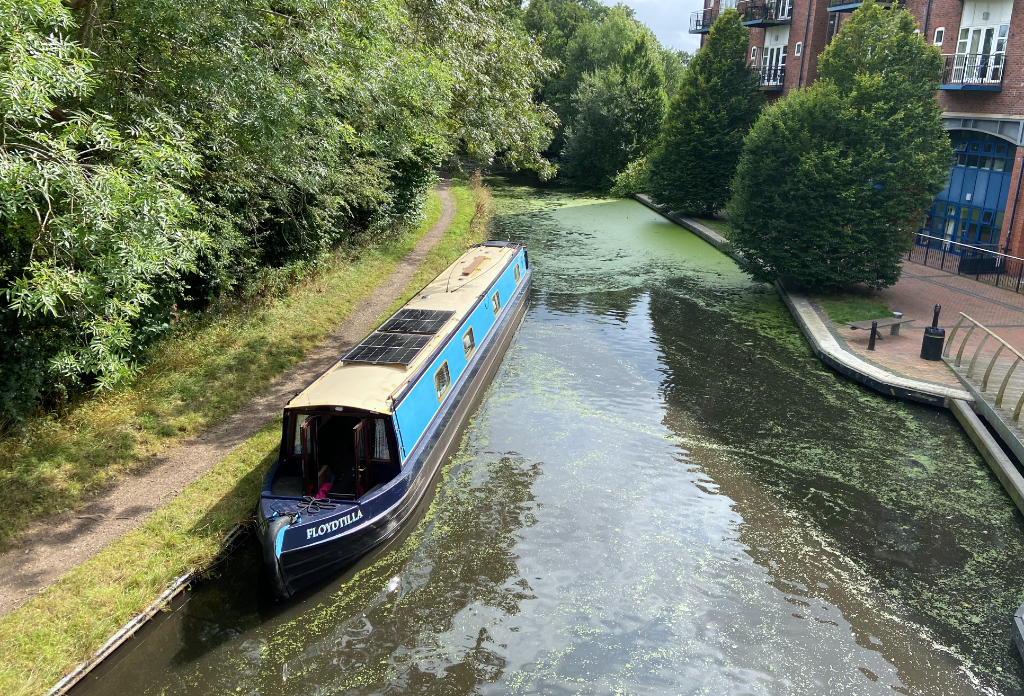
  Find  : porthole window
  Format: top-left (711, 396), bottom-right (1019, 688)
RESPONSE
top-left (933, 27), bottom-right (944, 45)
top-left (463, 327), bottom-right (476, 359)
top-left (434, 361), bottom-right (451, 401)
top-left (794, 42), bottom-right (802, 56)
top-left (491, 290), bottom-right (502, 316)
top-left (513, 263), bottom-right (522, 285)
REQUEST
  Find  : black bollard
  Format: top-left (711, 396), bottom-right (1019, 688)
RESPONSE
top-left (921, 303), bottom-right (945, 361)
top-left (868, 321), bottom-right (878, 351)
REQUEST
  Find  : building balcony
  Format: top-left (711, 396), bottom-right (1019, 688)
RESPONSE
top-left (739, 0), bottom-right (793, 26)
top-left (826, 0), bottom-right (892, 11)
top-left (941, 53), bottom-right (1006, 91)
top-left (756, 65), bottom-right (786, 90)
top-left (689, 8), bottom-right (718, 33)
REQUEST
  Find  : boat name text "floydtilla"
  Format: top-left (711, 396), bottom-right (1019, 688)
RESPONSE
top-left (307, 509), bottom-right (364, 539)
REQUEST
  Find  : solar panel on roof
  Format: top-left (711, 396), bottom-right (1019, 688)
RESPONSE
top-left (342, 332), bottom-right (432, 365)
top-left (378, 309), bottom-right (455, 335)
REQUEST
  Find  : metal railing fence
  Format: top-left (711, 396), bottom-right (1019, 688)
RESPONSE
top-left (942, 52), bottom-right (1006, 87)
top-left (905, 233), bottom-right (1024, 294)
top-left (756, 65), bottom-right (785, 88)
top-left (945, 313), bottom-right (1024, 419)
top-left (738, 0), bottom-right (793, 23)
top-left (689, 9), bottom-right (718, 32)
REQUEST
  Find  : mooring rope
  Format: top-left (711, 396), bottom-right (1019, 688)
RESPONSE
top-left (296, 496), bottom-right (340, 515)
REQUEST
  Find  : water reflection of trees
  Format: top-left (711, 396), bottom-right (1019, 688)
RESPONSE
top-left (540, 288), bottom-right (645, 322)
top-left (146, 454), bottom-right (542, 695)
top-left (646, 280), bottom-right (1024, 691)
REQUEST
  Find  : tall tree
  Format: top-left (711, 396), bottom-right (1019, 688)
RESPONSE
top-left (560, 32), bottom-right (667, 189)
top-left (646, 9), bottom-right (762, 216)
top-left (728, 0), bottom-right (950, 291)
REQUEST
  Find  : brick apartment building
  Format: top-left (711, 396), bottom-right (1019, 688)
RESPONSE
top-left (690, 0), bottom-right (1024, 260)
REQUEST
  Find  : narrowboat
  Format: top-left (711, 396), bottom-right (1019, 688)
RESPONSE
top-left (257, 241), bottom-right (531, 599)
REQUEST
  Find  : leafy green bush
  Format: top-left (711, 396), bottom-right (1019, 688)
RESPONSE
top-left (1, 0), bottom-right (558, 424)
top-left (0, 0), bottom-right (202, 417)
top-left (560, 33), bottom-right (667, 189)
top-left (728, 0), bottom-right (950, 291)
top-left (610, 156), bottom-right (649, 198)
top-left (646, 9), bottom-right (762, 216)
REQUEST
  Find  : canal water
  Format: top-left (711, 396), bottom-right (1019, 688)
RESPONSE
top-left (74, 184), bottom-right (1024, 695)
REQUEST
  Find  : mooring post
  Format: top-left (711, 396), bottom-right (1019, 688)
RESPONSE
top-left (921, 304), bottom-right (944, 361)
top-left (868, 321), bottom-right (878, 351)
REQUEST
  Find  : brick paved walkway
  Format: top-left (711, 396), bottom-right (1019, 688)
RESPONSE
top-left (826, 261), bottom-right (1024, 389)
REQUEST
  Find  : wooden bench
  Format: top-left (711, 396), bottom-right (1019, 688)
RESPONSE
top-left (847, 317), bottom-right (914, 339)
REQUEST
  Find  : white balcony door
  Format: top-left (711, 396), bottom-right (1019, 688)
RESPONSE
top-left (761, 46), bottom-right (786, 84)
top-left (955, 25), bottom-right (1008, 82)
top-left (760, 27), bottom-right (789, 85)
top-left (955, 0), bottom-right (1011, 83)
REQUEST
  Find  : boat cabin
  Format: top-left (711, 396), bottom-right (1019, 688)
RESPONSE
top-left (271, 408), bottom-right (401, 500)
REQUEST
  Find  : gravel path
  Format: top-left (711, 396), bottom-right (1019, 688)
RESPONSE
top-left (0, 182), bottom-right (456, 618)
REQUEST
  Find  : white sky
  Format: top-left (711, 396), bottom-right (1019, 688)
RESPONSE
top-left (610, 0), bottom-right (707, 53)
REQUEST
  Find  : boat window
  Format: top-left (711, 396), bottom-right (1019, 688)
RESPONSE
top-left (463, 327), bottom-right (476, 359)
top-left (293, 415), bottom-right (308, 455)
top-left (435, 361), bottom-right (451, 401)
top-left (491, 290), bottom-right (501, 316)
top-left (372, 419), bottom-right (390, 461)
top-left (513, 263), bottom-right (522, 285)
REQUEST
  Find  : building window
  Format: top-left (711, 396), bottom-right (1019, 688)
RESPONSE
top-left (933, 27), bottom-right (944, 45)
top-left (491, 290), bottom-right (502, 316)
top-left (463, 327), bottom-right (475, 359)
top-left (794, 42), bottom-right (802, 56)
top-left (750, 46), bottom-right (758, 62)
top-left (435, 361), bottom-right (451, 401)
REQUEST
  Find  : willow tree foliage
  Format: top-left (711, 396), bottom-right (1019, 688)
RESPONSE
top-left (1, 0), bottom-right (556, 422)
top-left (728, 0), bottom-right (950, 291)
top-left (560, 33), bottom-right (668, 189)
top-left (646, 10), bottom-right (762, 216)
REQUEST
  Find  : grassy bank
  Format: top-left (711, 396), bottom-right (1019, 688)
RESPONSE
top-left (0, 193), bottom-right (448, 549)
top-left (0, 175), bottom-right (492, 695)
top-left (817, 292), bottom-right (892, 325)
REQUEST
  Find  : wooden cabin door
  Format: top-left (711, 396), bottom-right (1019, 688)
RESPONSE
top-left (300, 416), bottom-right (318, 496)
top-left (353, 419), bottom-right (369, 497)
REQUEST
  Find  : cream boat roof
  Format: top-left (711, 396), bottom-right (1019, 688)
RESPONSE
top-left (287, 244), bottom-right (518, 414)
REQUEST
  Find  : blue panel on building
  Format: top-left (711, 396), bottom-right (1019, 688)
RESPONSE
top-left (918, 131), bottom-right (1017, 254)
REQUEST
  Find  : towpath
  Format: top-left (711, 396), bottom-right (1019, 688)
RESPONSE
top-left (0, 182), bottom-right (456, 618)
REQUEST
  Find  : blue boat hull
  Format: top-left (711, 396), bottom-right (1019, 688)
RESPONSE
top-left (258, 271), bottom-right (530, 599)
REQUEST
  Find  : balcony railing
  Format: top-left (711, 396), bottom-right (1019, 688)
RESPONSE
top-left (689, 8), bottom-right (718, 33)
top-left (739, 0), bottom-right (793, 26)
top-left (756, 65), bottom-right (785, 90)
top-left (941, 53), bottom-right (1006, 91)
top-left (826, 0), bottom-right (892, 11)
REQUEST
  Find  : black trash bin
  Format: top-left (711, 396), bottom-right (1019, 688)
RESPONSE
top-left (921, 304), bottom-right (944, 361)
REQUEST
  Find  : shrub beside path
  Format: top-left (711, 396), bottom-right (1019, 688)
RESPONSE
top-left (0, 182), bottom-right (456, 618)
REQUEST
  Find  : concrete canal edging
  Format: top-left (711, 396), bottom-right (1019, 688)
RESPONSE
top-left (776, 284), bottom-right (974, 408)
